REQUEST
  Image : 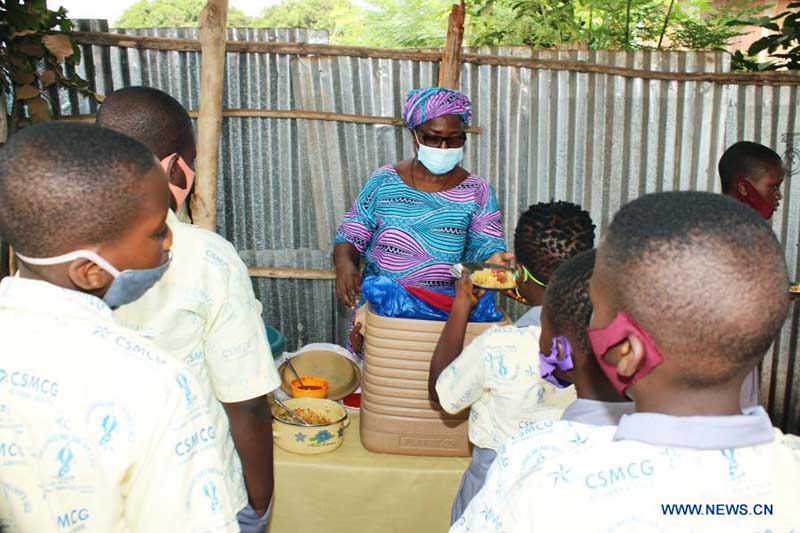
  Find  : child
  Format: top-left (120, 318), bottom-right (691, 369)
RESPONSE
top-left (538, 249), bottom-right (632, 425)
top-left (512, 201), bottom-right (595, 327)
top-left (428, 201), bottom-right (594, 524)
top-left (719, 141), bottom-right (785, 221)
top-left (97, 86), bottom-right (281, 532)
top-left (0, 123), bottom-right (239, 531)
top-left (718, 141), bottom-right (785, 408)
top-left (454, 191), bottom-right (800, 532)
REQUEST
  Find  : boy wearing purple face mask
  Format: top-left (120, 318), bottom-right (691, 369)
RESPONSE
top-left (454, 191), bottom-right (800, 533)
top-left (538, 249), bottom-right (633, 425)
top-left (431, 271), bottom-right (576, 525)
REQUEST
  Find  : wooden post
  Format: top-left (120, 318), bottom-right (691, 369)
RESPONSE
top-left (193, 0), bottom-right (228, 231)
top-left (437, 0), bottom-right (466, 89)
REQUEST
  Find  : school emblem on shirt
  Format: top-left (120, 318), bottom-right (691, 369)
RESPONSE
top-left (85, 402), bottom-right (135, 451)
top-left (56, 445), bottom-right (74, 478)
top-left (176, 374), bottom-right (196, 407)
top-left (186, 469), bottom-right (228, 516)
top-left (38, 434), bottom-right (95, 493)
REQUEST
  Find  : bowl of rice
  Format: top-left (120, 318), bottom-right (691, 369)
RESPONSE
top-left (271, 398), bottom-right (349, 455)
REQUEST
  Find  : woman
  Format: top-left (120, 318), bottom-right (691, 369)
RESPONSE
top-left (334, 87), bottom-right (510, 309)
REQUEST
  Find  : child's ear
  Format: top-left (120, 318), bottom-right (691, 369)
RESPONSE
top-left (736, 178), bottom-right (750, 197)
top-left (164, 154), bottom-right (186, 188)
top-left (616, 335), bottom-right (645, 378)
top-left (555, 338), bottom-right (567, 362)
top-left (67, 259), bottom-right (113, 291)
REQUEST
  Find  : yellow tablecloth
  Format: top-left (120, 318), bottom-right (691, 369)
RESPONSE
top-left (271, 412), bottom-right (470, 533)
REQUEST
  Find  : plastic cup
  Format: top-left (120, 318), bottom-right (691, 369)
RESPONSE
top-left (291, 376), bottom-right (329, 398)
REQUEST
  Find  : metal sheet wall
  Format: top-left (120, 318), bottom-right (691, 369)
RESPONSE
top-left (59, 29), bottom-right (799, 432)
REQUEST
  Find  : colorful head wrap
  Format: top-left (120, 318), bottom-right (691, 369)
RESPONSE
top-left (402, 87), bottom-right (472, 130)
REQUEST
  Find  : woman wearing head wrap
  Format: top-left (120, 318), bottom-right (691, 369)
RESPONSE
top-left (333, 87), bottom-right (511, 309)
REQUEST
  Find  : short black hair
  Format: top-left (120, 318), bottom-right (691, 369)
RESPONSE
top-left (0, 123), bottom-right (156, 256)
top-left (543, 249), bottom-right (596, 357)
top-left (600, 191), bottom-right (789, 387)
top-left (514, 201), bottom-right (595, 284)
top-left (718, 141), bottom-right (782, 194)
top-left (96, 86), bottom-right (193, 159)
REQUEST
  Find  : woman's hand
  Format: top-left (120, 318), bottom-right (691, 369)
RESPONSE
top-left (333, 242), bottom-right (362, 308)
top-left (335, 260), bottom-right (361, 308)
top-left (486, 251), bottom-right (514, 266)
top-left (453, 270), bottom-right (485, 313)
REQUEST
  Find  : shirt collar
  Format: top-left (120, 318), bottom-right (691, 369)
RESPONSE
top-left (0, 276), bottom-right (112, 322)
top-left (166, 208), bottom-right (180, 226)
top-left (561, 398), bottom-right (635, 426)
top-left (614, 406), bottom-right (775, 449)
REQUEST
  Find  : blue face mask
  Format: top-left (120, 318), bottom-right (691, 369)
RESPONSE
top-left (415, 133), bottom-right (464, 175)
top-left (16, 249), bottom-right (172, 310)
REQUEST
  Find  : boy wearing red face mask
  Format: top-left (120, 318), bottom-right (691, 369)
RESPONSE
top-left (718, 141), bottom-right (786, 409)
top-left (454, 191), bottom-right (800, 533)
top-left (97, 87), bottom-right (281, 533)
top-left (719, 141), bottom-right (785, 220)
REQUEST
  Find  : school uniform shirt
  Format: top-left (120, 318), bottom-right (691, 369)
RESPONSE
top-left (514, 306), bottom-right (541, 328)
top-left (435, 325), bottom-right (577, 451)
top-left (560, 398), bottom-right (635, 426)
top-left (114, 210), bottom-right (281, 511)
top-left (452, 406), bottom-right (800, 532)
top-left (0, 277), bottom-right (239, 532)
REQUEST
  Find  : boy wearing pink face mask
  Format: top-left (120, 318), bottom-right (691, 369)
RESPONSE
top-left (718, 141), bottom-right (786, 409)
top-left (454, 191), bottom-right (800, 533)
top-left (538, 249), bottom-right (632, 425)
top-left (97, 87), bottom-right (281, 533)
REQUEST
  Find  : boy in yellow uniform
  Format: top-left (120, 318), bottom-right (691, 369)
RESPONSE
top-left (0, 123), bottom-right (239, 531)
top-left (97, 87), bottom-right (281, 532)
top-left (455, 191), bottom-right (800, 532)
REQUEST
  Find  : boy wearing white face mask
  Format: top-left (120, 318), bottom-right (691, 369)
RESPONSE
top-left (97, 87), bottom-right (281, 532)
top-left (0, 123), bottom-right (239, 531)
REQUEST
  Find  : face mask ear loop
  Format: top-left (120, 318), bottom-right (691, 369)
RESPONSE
top-left (16, 250), bottom-right (122, 277)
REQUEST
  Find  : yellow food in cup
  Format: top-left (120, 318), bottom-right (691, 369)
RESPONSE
top-left (471, 268), bottom-right (516, 289)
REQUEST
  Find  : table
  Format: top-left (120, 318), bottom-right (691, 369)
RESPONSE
top-left (270, 412), bottom-right (470, 533)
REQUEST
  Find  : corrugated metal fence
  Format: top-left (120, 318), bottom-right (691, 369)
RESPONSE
top-left (59, 25), bottom-right (799, 433)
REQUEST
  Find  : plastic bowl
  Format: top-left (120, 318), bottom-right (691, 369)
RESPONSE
top-left (291, 375), bottom-right (329, 398)
top-left (265, 325), bottom-right (285, 358)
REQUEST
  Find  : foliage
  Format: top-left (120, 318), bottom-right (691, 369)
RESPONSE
top-left (254, 0), bottom-right (365, 44)
top-left (467, 0), bottom-right (763, 50)
top-left (356, 0), bottom-right (453, 48)
top-left (0, 0), bottom-right (98, 134)
top-left (116, 0), bottom-right (253, 28)
top-left (731, 2), bottom-right (800, 71)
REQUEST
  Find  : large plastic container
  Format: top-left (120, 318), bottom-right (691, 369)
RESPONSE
top-left (359, 306), bottom-right (508, 457)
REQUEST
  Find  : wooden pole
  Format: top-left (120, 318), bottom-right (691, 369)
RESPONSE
top-left (247, 266), bottom-right (335, 280)
top-left (193, 0), bottom-right (228, 231)
top-left (55, 108), bottom-right (482, 133)
top-left (438, 0), bottom-right (466, 89)
top-left (70, 32), bottom-right (800, 85)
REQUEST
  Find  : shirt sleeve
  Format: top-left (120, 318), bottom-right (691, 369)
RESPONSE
top-left (334, 173), bottom-right (381, 254)
top-left (435, 331), bottom-right (489, 415)
top-left (464, 181), bottom-right (506, 263)
top-left (125, 372), bottom-right (240, 533)
top-left (204, 244), bottom-right (281, 403)
top-left (451, 452), bottom-right (515, 533)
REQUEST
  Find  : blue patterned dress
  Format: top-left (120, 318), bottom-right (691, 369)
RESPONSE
top-left (335, 165), bottom-right (506, 288)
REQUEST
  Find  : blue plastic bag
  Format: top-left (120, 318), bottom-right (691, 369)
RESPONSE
top-left (361, 276), bottom-right (503, 322)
